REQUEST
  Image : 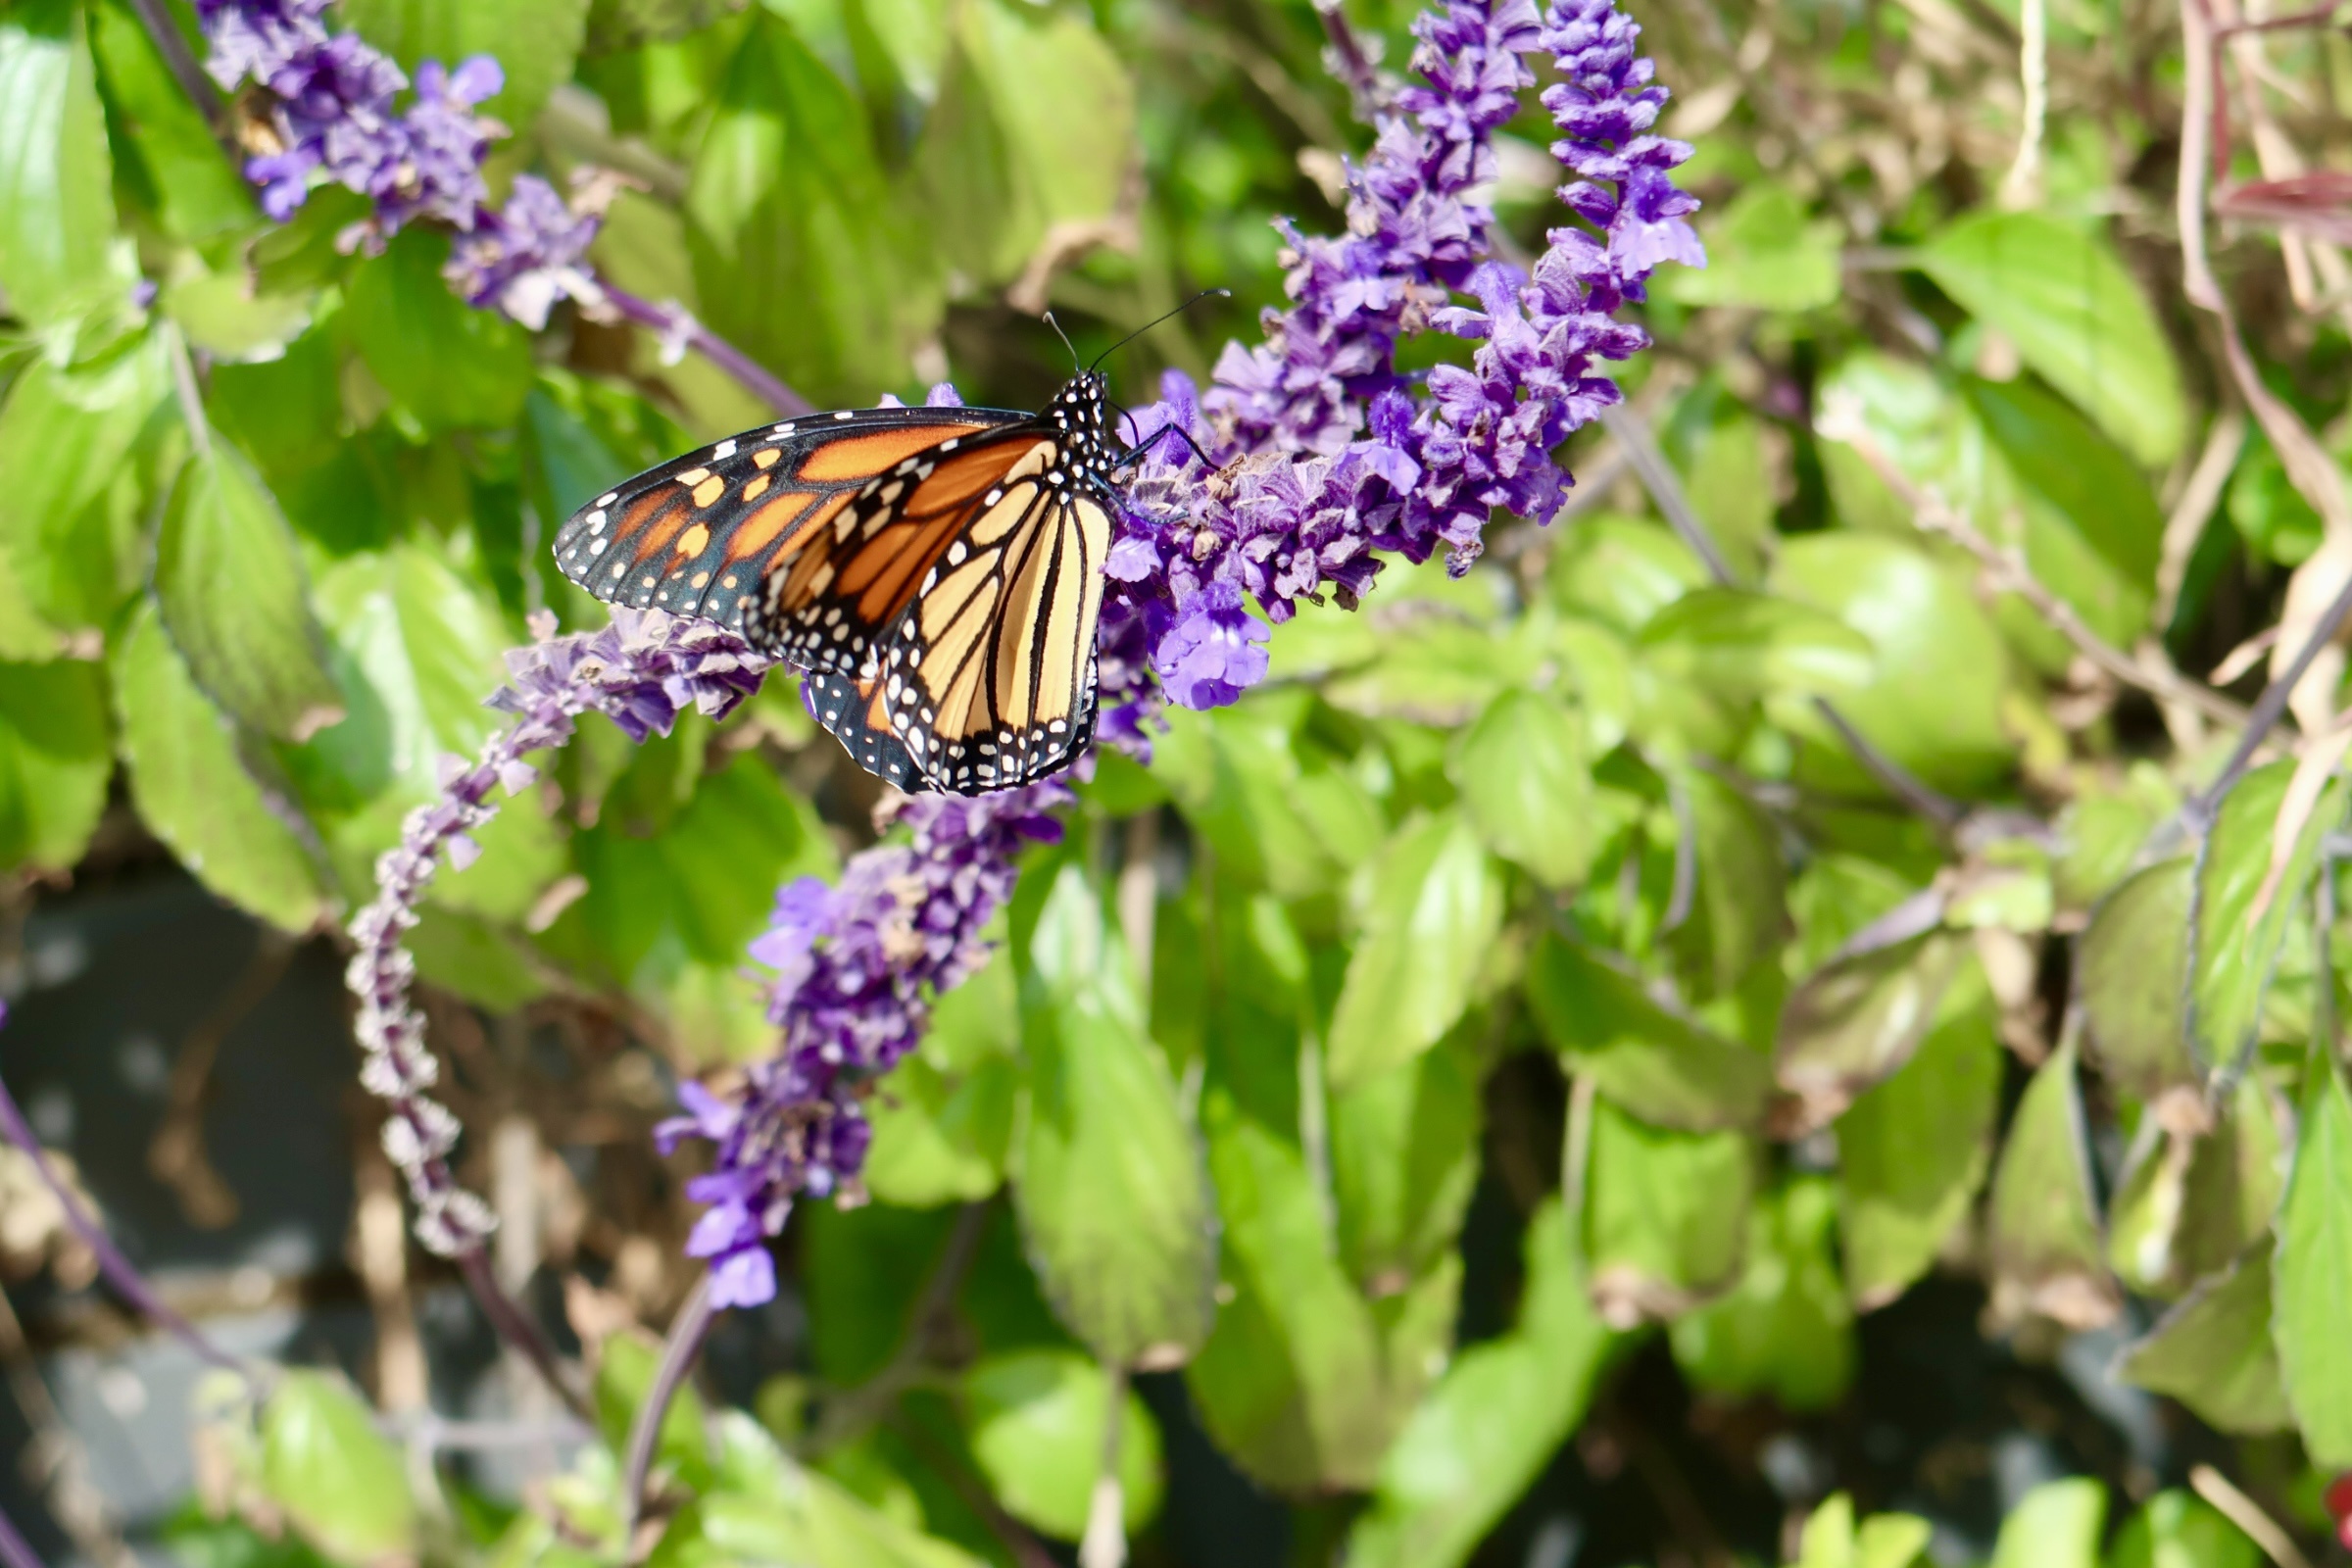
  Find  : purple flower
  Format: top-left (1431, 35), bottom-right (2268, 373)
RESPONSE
top-left (654, 781), bottom-right (1070, 1305)
top-left (447, 175), bottom-right (604, 328)
top-left (1154, 581), bottom-right (1271, 708)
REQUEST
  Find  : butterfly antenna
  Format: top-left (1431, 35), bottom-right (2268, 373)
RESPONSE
top-left (1043, 311), bottom-right (1080, 372)
top-left (1090, 288), bottom-right (1233, 372)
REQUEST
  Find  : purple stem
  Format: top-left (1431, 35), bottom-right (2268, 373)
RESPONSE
top-left (0, 1024), bottom-right (243, 1375)
top-left (621, 1270), bottom-right (717, 1528)
top-left (601, 284), bottom-right (815, 417)
top-left (457, 1249), bottom-right (594, 1423)
top-left (0, 1502), bottom-right (49, 1568)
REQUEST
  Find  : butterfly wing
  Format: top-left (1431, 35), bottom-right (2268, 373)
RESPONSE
top-left (802, 670), bottom-right (917, 792)
top-left (551, 407), bottom-right (1027, 632)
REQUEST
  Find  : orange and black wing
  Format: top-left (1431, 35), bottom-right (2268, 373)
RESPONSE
top-left (550, 407), bottom-right (1026, 634)
top-left (802, 670), bottom-right (917, 792)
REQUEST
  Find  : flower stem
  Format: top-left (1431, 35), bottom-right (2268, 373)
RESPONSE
top-left (0, 1054), bottom-right (244, 1376)
top-left (2192, 564), bottom-right (2352, 818)
top-left (122, 0), bottom-right (238, 160)
top-left (456, 1249), bottom-right (593, 1423)
top-left (622, 1271), bottom-right (718, 1530)
top-left (601, 285), bottom-right (814, 417)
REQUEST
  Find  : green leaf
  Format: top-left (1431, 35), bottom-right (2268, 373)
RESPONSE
top-left (1988, 1478), bottom-right (2105, 1568)
top-left (2191, 760), bottom-right (2342, 1071)
top-left (0, 659), bottom-right (110, 873)
top-left (1581, 1098), bottom-right (1754, 1324)
top-left (337, 0), bottom-right (590, 127)
top-left (1326, 811), bottom-right (1503, 1089)
top-left (113, 601), bottom-right (328, 931)
top-left (1962, 374), bottom-right (2160, 637)
top-left (1770, 534), bottom-right (2016, 796)
top-left (1656, 185), bottom-right (1840, 312)
top-left (1777, 921), bottom-right (1969, 1132)
top-left (960, 1350), bottom-right (1162, 1540)
top-left (1669, 1176), bottom-right (1856, 1410)
top-left (2079, 859), bottom-right (2201, 1101)
top-left (258, 1371), bottom-right (417, 1567)
top-left (2273, 1054), bottom-right (2352, 1466)
top-left (1549, 514), bottom-right (1710, 634)
top-left (1984, 1039), bottom-right (2119, 1331)
top-left (1526, 932), bottom-right (1771, 1132)
top-left (0, 0), bottom-right (130, 325)
top-left (1792, 1494), bottom-right (1935, 1568)
top-left (1186, 1087), bottom-right (1457, 1491)
top-left (1665, 765), bottom-right (1789, 1001)
top-left (1330, 1039), bottom-right (1482, 1292)
top-left (0, 337), bottom-right (169, 637)
top-left (1917, 211), bottom-right (2184, 466)
top-left (1012, 863), bottom-right (1216, 1367)
top-left (2105, 1490), bottom-right (2261, 1568)
top-left (861, 1053), bottom-right (1015, 1207)
top-left (1836, 962), bottom-right (2001, 1307)
top-left (1149, 695), bottom-right (1364, 898)
top-left (1637, 588), bottom-right (1877, 703)
top-left (913, 0), bottom-right (1136, 286)
top-left (1447, 687), bottom-right (1595, 887)
top-left (345, 226), bottom-right (534, 430)
top-left (687, 15), bottom-right (934, 408)
top-left (87, 0), bottom-right (254, 243)
top-left (2114, 1250), bottom-right (2292, 1434)
top-left (156, 440), bottom-right (345, 744)
top-left (699, 1412), bottom-right (983, 1568)
top-left (596, 1330), bottom-right (715, 1495)
top-left (2107, 1075), bottom-right (2283, 1298)
top-left (1344, 1201), bottom-right (1616, 1568)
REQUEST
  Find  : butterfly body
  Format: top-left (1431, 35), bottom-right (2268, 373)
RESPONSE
top-left (553, 372), bottom-right (1124, 796)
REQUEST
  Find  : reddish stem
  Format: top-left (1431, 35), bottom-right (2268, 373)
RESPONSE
top-left (601, 285), bottom-right (815, 417)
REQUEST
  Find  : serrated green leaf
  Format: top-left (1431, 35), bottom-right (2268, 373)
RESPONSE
top-left (1327, 811), bottom-right (1502, 1089)
top-left (156, 440), bottom-right (344, 743)
top-left (1836, 965), bottom-right (2001, 1307)
top-left (0, 0), bottom-right (131, 325)
top-left (0, 337), bottom-right (169, 637)
top-left (113, 600), bottom-right (327, 931)
top-left (87, 0), bottom-right (255, 244)
top-left (961, 1350), bottom-right (1161, 1540)
top-left (2273, 1054), bottom-right (2352, 1466)
top-left (1150, 695), bottom-right (1360, 898)
top-left (1344, 1201), bottom-right (1615, 1568)
top-left (0, 658), bottom-right (110, 873)
top-left (1527, 932), bottom-right (1771, 1131)
top-left (2192, 760), bottom-right (2343, 1072)
top-left (1666, 765), bottom-right (1789, 1001)
top-left (1917, 211), bottom-right (2183, 466)
top-left (1669, 1176), bottom-right (1856, 1409)
top-left (1637, 588), bottom-right (1877, 702)
top-left (258, 1371), bottom-right (417, 1566)
top-left (861, 1052), bottom-right (1014, 1207)
top-left (1984, 1038), bottom-right (2118, 1330)
top-left (2079, 858), bottom-right (2200, 1100)
top-left (2114, 1250), bottom-right (2291, 1433)
top-left (1447, 687), bottom-right (1594, 887)
top-left (345, 226), bottom-right (534, 431)
top-left (1012, 863), bottom-right (1216, 1367)
top-left (1581, 1097), bottom-right (1754, 1324)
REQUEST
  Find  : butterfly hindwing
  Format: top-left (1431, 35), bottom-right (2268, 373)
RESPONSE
top-left (802, 670), bottom-right (917, 792)
top-left (551, 407), bottom-right (1024, 633)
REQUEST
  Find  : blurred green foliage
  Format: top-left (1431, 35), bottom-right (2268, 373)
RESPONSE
top-left (8, 0), bottom-right (2352, 1562)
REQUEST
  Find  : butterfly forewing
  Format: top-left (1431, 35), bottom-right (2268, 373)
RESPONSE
top-left (551, 407), bottom-right (1022, 633)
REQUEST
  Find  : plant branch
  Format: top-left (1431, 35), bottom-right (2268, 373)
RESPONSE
top-left (456, 1249), bottom-right (593, 1424)
top-left (1077, 1361), bottom-right (1130, 1568)
top-left (600, 285), bottom-right (814, 418)
top-left (0, 1049), bottom-right (243, 1375)
top-left (2188, 1465), bottom-right (2316, 1568)
top-left (621, 1271), bottom-right (718, 1530)
top-left (810, 1200), bottom-right (991, 1450)
top-left (2190, 564), bottom-right (2352, 817)
top-left (1820, 406), bottom-right (2250, 729)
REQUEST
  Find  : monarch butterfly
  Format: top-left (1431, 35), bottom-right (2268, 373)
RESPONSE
top-left (552, 371), bottom-right (1132, 796)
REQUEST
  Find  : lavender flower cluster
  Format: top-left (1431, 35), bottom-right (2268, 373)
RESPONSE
top-left (658, 784), bottom-right (1072, 1306)
top-left (196, 0), bottom-right (601, 320)
top-left (1102, 0), bottom-right (1702, 712)
top-left (346, 611), bottom-right (765, 1255)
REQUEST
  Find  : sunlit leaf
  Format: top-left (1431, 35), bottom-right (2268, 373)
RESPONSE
top-left (1447, 687), bottom-right (1595, 888)
top-left (258, 1372), bottom-right (417, 1567)
top-left (338, 0), bottom-right (590, 126)
top-left (1657, 185), bottom-right (1838, 313)
top-left (1985, 1477), bottom-right (2103, 1568)
top-left (1917, 210), bottom-right (2183, 466)
top-left (1527, 932), bottom-right (1771, 1132)
top-left (1669, 1177), bottom-right (1856, 1410)
top-left (2079, 858), bottom-right (2200, 1101)
top-left (1984, 1039), bottom-right (2119, 1331)
top-left (2273, 1054), bottom-right (2352, 1466)
top-left (0, 658), bottom-right (110, 874)
top-left (1581, 1097), bottom-right (1754, 1325)
top-left (0, 0), bottom-right (131, 325)
top-left (345, 226), bottom-right (534, 431)
top-left (1777, 919), bottom-right (1968, 1132)
top-left (2193, 760), bottom-right (2342, 1071)
top-left (2105, 1491), bottom-right (2261, 1568)
top-left (1326, 811), bottom-right (1503, 1089)
top-left (2114, 1250), bottom-right (2292, 1435)
top-left (961, 1350), bottom-right (1162, 1540)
